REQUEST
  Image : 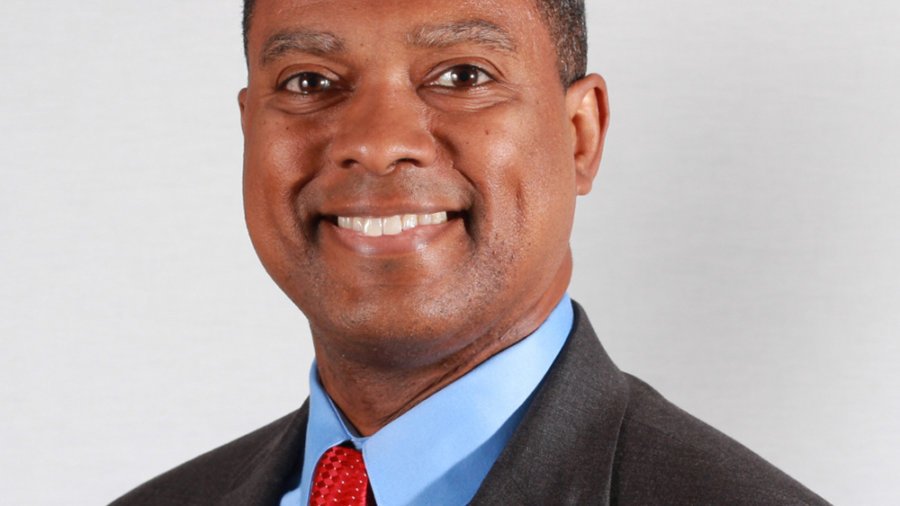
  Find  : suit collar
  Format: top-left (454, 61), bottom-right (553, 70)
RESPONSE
top-left (471, 301), bottom-right (630, 505)
top-left (220, 402), bottom-right (310, 506)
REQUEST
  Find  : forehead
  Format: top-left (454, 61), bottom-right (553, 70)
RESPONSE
top-left (246, 0), bottom-right (549, 58)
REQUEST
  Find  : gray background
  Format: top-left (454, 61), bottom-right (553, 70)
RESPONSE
top-left (2, 1), bottom-right (898, 504)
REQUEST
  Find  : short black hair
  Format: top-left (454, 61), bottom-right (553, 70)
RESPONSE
top-left (242, 0), bottom-right (587, 86)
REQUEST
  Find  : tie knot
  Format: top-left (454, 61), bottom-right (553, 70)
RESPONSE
top-left (310, 445), bottom-right (370, 506)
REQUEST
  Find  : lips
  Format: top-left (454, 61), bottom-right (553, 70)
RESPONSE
top-left (336, 211), bottom-right (449, 237)
top-left (319, 208), bottom-right (466, 257)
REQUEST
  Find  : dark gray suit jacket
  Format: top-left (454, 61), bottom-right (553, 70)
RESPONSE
top-left (112, 302), bottom-right (830, 505)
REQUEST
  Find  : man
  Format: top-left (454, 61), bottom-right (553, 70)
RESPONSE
top-left (113, 0), bottom-right (829, 504)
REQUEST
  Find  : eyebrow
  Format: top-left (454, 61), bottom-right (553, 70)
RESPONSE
top-left (260, 29), bottom-right (345, 66)
top-left (407, 20), bottom-right (516, 53)
top-left (258, 20), bottom-right (515, 67)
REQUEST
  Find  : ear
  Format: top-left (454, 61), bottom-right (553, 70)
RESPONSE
top-left (565, 74), bottom-right (610, 195)
top-left (238, 88), bottom-right (249, 135)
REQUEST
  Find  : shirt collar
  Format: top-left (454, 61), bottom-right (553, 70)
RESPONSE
top-left (295, 294), bottom-right (573, 506)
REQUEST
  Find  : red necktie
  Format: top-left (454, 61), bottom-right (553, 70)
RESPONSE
top-left (310, 445), bottom-right (370, 506)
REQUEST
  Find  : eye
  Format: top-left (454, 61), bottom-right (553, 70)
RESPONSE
top-left (431, 64), bottom-right (493, 88)
top-left (283, 72), bottom-right (333, 94)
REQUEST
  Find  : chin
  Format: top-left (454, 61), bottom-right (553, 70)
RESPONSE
top-left (305, 291), bottom-right (497, 370)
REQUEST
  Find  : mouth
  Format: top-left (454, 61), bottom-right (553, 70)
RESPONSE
top-left (331, 211), bottom-right (461, 237)
top-left (319, 210), bottom-right (467, 256)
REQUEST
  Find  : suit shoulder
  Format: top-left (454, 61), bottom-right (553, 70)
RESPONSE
top-left (110, 408), bottom-right (305, 506)
top-left (613, 374), bottom-right (830, 505)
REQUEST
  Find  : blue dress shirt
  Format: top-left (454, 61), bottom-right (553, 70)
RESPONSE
top-left (280, 295), bottom-right (574, 506)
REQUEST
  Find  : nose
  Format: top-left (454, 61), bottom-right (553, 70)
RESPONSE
top-left (328, 84), bottom-right (437, 175)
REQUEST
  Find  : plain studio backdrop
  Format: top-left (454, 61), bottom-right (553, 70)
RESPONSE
top-left (1, 1), bottom-right (898, 504)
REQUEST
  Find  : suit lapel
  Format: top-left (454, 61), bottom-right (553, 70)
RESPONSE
top-left (471, 302), bottom-right (630, 505)
top-left (221, 401), bottom-right (310, 506)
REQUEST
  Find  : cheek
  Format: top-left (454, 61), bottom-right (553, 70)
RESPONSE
top-left (448, 107), bottom-right (575, 221)
top-left (242, 115), bottom-right (331, 271)
top-left (245, 111), bottom-right (340, 218)
top-left (476, 114), bottom-right (577, 280)
top-left (245, 118), bottom-right (324, 190)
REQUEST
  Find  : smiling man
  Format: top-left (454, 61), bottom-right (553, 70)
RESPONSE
top-left (113, 1), bottom-right (829, 505)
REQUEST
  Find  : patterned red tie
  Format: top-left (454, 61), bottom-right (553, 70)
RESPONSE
top-left (310, 445), bottom-right (370, 506)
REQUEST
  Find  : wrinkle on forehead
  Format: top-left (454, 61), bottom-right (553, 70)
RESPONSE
top-left (252, 1), bottom-right (535, 67)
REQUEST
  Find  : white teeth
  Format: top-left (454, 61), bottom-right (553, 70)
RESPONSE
top-left (336, 212), bottom-right (451, 235)
top-left (363, 217), bottom-right (383, 237)
top-left (382, 215), bottom-right (402, 235)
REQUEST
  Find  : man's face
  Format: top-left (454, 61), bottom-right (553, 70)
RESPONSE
top-left (240, 0), bottom-right (604, 367)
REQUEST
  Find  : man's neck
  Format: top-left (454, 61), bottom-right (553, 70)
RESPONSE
top-left (311, 273), bottom-right (570, 436)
